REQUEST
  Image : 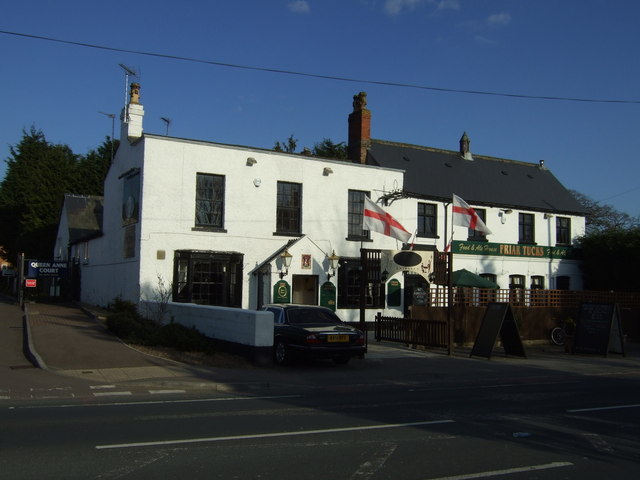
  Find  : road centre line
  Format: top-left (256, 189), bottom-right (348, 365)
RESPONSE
top-left (409, 380), bottom-right (581, 392)
top-left (9, 394), bottom-right (302, 409)
top-left (93, 391), bottom-right (132, 397)
top-left (425, 461), bottom-right (573, 480)
top-left (95, 419), bottom-right (455, 450)
top-left (567, 403), bottom-right (640, 413)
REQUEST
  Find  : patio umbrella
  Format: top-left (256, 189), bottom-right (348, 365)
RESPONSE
top-left (451, 269), bottom-right (499, 288)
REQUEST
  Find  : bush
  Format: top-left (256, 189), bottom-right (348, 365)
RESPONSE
top-left (106, 310), bottom-right (157, 345)
top-left (105, 298), bottom-right (214, 353)
top-left (151, 323), bottom-right (215, 353)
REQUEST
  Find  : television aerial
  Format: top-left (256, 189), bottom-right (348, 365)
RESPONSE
top-left (119, 63), bottom-right (138, 123)
top-left (160, 117), bottom-right (172, 135)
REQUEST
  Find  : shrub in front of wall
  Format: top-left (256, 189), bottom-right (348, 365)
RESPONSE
top-left (106, 310), bottom-right (158, 345)
top-left (151, 323), bottom-right (215, 353)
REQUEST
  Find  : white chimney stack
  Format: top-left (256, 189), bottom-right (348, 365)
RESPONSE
top-left (120, 82), bottom-right (144, 142)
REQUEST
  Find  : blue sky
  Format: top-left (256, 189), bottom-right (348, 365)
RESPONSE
top-left (1, 0), bottom-right (639, 216)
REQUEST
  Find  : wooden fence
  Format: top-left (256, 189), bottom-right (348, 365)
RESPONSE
top-left (426, 288), bottom-right (640, 309)
top-left (374, 289), bottom-right (640, 348)
top-left (375, 314), bottom-right (448, 349)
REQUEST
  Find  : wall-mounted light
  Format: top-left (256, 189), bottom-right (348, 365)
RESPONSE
top-left (246, 157), bottom-right (257, 166)
top-left (327, 250), bottom-right (340, 280)
top-left (279, 249), bottom-right (293, 279)
top-left (381, 270), bottom-right (389, 282)
top-left (544, 213), bottom-right (554, 219)
top-left (323, 167), bottom-right (333, 176)
top-left (498, 209), bottom-right (513, 224)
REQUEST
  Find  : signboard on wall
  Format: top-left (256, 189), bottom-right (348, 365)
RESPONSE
top-left (26, 260), bottom-right (68, 278)
top-left (121, 170), bottom-right (140, 226)
top-left (452, 240), bottom-right (578, 259)
top-left (273, 280), bottom-right (291, 304)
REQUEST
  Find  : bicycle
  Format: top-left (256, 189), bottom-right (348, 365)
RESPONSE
top-left (550, 317), bottom-right (575, 346)
top-left (550, 324), bottom-right (567, 346)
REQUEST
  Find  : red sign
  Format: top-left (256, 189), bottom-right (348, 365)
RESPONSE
top-left (25, 279), bottom-right (37, 288)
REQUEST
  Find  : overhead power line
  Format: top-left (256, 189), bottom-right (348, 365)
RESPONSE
top-left (2, 29), bottom-right (639, 105)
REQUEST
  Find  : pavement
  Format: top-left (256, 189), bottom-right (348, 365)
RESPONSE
top-left (3, 297), bottom-right (640, 400)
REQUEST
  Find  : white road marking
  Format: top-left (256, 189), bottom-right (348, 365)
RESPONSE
top-left (14, 394), bottom-right (302, 409)
top-left (350, 443), bottom-right (398, 479)
top-left (95, 419), bottom-right (455, 450)
top-left (567, 403), bottom-right (640, 413)
top-left (425, 461), bottom-right (573, 480)
top-left (149, 390), bottom-right (186, 395)
top-left (583, 433), bottom-right (614, 453)
top-left (90, 385), bottom-right (116, 390)
top-left (93, 391), bottom-right (132, 397)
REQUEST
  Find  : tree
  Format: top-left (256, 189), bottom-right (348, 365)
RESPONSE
top-left (578, 227), bottom-right (640, 292)
top-left (273, 134), bottom-right (298, 154)
top-left (570, 190), bottom-right (639, 235)
top-left (0, 128), bottom-right (113, 261)
top-left (571, 190), bottom-right (640, 291)
top-left (273, 135), bottom-right (348, 161)
top-left (312, 138), bottom-right (347, 160)
top-left (76, 137), bottom-right (118, 196)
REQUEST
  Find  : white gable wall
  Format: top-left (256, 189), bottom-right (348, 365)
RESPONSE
top-left (79, 138), bottom-right (145, 306)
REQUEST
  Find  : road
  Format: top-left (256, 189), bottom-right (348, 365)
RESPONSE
top-left (2, 365), bottom-right (640, 479)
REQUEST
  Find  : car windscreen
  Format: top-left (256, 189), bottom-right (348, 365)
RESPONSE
top-left (286, 308), bottom-right (342, 325)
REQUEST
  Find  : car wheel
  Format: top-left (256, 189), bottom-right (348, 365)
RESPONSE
top-left (274, 340), bottom-right (289, 365)
top-left (333, 356), bottom-right (350, 365)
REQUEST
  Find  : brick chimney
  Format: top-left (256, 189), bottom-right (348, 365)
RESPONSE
top-left (348, 92), bottom-right (371, 164)
top-left (120, 82), bottom-right (144, 142)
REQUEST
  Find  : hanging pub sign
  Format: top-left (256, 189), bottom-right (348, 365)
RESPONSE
top-left (273, 280), bottom-right (291, 304)
top-left (380, 250), bottom-right (434, 283)
top-left (26, 260), bottom-right (68, 278)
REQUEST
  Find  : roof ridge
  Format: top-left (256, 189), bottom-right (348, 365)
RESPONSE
top-left (371, 138), bottom-right (541, 168)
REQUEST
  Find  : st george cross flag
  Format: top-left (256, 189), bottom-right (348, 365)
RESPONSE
top-left (363, 196), bottom-right (412, 243)
top-left (452, 194), bottom-right (492, 234)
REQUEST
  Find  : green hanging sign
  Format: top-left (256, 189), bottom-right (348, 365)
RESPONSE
top-left (273, 280), bottom-right (291, 303)
top-left (320, 281), bottom-right (337, 311)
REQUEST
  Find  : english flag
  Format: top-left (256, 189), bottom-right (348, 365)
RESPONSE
top-left (363, 196), bottom-right (412, 243)
top-left (452, 194), bottom-right (492, 234)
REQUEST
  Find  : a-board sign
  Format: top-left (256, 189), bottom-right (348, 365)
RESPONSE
top-left (319, 281), bottom-right (337, 311)
top-left (573, 303), bottom-right (625, 357)
top-left (470, 302), bottom-right (526, 359)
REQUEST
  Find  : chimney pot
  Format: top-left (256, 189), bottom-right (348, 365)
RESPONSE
top-left (459, 132), bottom-right (473, 161)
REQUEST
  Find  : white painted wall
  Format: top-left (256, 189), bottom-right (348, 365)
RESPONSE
top-left (140, 301), bottom-right (274, 347)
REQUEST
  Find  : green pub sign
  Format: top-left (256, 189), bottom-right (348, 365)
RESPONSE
top-left (273, 280), bottom-right (291, 303)
top-left (320, 281), bottom-right (337, 311)
top-left (452, 240), bottom-right (578, 259)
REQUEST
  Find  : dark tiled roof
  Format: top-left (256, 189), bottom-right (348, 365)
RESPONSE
top-left (64, 195), bottom-right (104, 243)
top-left (367, 140), bottom-right (586, 215)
